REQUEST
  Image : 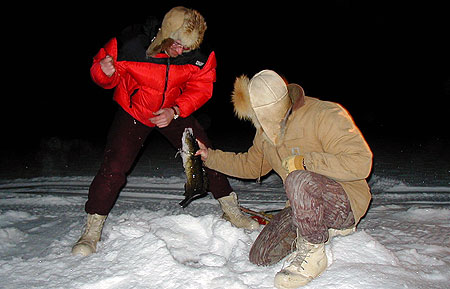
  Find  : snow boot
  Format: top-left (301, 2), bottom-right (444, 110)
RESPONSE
top-left (274, 231), bottom-right (327, 288)
top-left (219, 192), bottom-right (259, 230)
top-left (72, 213), bottom-right (107, 256)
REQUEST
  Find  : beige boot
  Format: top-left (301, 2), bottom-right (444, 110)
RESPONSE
top-left (274, 231), bottom-right (327, 288)
top-left (72, 213), bottom-right (107, 256)
top-left (218, 192), bottom-right (259, 230)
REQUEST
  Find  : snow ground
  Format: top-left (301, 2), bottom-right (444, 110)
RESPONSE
top-left (0, 133), bottom-right (449, 288)
top-left (0, 187), bottom-right (449, 289)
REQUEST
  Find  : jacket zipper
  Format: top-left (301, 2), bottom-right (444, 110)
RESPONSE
top-left (159, 57), bottom-right (171, 110)
top-left (129, 58), bottom-right (170, 110)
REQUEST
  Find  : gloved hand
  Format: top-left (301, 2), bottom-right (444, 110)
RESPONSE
top-left (282, 155), bottom-right (305, 173)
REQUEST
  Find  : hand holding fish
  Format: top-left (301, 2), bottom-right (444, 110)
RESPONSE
top-left (195, 139), bottom-right (208, 161)
top-left (149, 108), bottom-right (175, 128)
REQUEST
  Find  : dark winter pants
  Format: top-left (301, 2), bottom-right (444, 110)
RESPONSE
top-left (85, 108), bottom-right (232, 215)
top-left (285, 170), bottom-right (355, 244)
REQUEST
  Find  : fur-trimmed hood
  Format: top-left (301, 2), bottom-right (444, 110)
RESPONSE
top-left (146, 6), bottom-right (207, 57)
top-left (232, 72), bottom-right (305, 139)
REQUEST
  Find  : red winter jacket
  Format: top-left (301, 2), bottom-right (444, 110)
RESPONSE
top-left (90, 37), bottom-right (216, 127)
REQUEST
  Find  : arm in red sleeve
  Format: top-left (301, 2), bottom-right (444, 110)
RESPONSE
top-left (90, 38), bottom-right (121, 89)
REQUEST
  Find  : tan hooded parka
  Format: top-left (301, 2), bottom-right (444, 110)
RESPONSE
top-left (205, 70), bottom-right (373, 223)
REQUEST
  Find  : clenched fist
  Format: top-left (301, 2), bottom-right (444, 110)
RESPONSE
top-left (100, 55), bottom-right (116, 77)
top-left (149, 108), bottom-right (175, 128)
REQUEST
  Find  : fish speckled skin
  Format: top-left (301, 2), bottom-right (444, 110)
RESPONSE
top-left (179, 128), bottom-right (208, 208)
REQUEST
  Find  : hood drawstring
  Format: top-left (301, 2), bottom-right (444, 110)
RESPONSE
top-left (257, 140), bottom-right (266, 184)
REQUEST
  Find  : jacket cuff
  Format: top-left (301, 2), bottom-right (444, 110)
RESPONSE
top-left (204, 148), bottom-right (216, 169)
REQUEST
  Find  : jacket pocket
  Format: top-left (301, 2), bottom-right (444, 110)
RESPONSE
top-left (129, 88), bottom-right (139, 108)
top-left (282, 128), bottom-right (305, 157)
top-left (284, 127), bottom-right (304, 140)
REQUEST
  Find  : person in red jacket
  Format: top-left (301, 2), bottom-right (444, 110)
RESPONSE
top-left (72, 7), bottom-right (259, 257)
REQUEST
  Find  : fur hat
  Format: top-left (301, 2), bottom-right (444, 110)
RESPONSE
top-left (146, 6), bottom-right (207, 57)
top-left (232, 70), bottom-right (292, 144)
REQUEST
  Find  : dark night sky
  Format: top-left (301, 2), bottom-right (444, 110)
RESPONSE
top-left (4, 1), bottom-right (449, 151)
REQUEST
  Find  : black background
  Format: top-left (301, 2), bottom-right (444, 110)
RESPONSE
top-left (3, 1), bottom-right (449, 152)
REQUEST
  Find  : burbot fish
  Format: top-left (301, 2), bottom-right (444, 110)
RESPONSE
top-left (179, 128), bottom-right (208, 208)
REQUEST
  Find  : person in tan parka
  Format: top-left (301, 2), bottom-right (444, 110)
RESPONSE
top-left (196, 70), bottom-right (373, 288)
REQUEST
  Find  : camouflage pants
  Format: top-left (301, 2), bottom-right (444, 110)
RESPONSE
top-left (285, 170), bottom-right (355, 244)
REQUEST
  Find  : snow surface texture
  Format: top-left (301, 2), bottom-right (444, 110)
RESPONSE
top-left (0, 188), bottom-right (449, 289)
top-left (0, 134), bottom-right (449, 288)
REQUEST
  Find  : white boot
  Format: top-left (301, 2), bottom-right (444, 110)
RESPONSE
top-left (218, 192), bottom-right (259, 230)
top-left (274, 231), bottom-right (327, 288)
top-left (72, 213), bottom-right (107, 256)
